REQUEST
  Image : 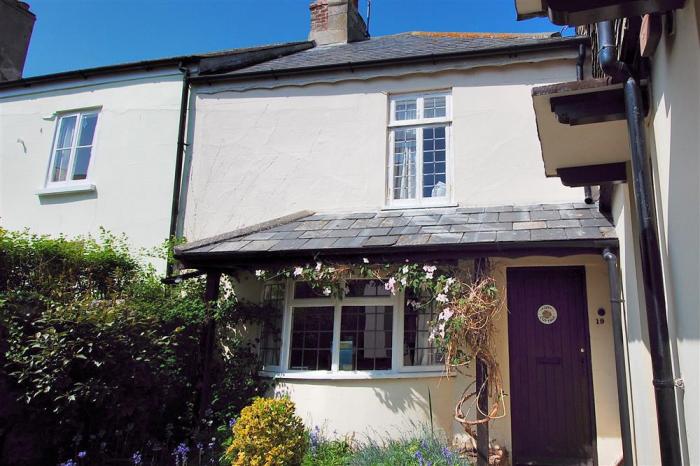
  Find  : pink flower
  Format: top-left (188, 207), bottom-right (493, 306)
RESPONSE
top-left (436, 293), bottom-right (448, 303)
top-left (439, 308), bottom-right (454, 321)
top-left (423, 265), bottom-right (436, 279)
top-left (315, 262), bottom-right (322, 272)
top-left (384, 277), bottom-right (397, 295)
top-left (293, 267), bottom-right (304, 277)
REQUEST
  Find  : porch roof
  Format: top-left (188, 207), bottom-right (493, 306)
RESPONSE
top-left (174, 204), bottom-right (616, 267)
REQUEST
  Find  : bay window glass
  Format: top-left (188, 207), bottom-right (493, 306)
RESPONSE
top-left (389, 92), bottom-right (450, 205)
top-left (259, 283), bottom-right (285, 367)
top-left (289, 307), bottom-right (334, 371)
top-left (340, 306), bottom-right (393, 371)
top-left (403, 289), bottom-right (443, 367)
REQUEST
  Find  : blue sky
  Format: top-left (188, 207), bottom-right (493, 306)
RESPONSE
top-left (23, 0), bottom-right (563, 77)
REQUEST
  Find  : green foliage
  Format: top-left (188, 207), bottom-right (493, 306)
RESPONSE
top-left (302, 430), bottom-right (353, 466)
top-left (225, 397), bottom-right (307, 466)
top-left (349, 431), bottom-right (469, 466)
top-left (0, 227), bottom-right (269, 465)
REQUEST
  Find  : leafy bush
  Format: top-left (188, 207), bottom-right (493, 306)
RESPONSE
top-left (0, 227), bottom-right (270, 465)
top-left (225, 397), bottom-right (307, 466)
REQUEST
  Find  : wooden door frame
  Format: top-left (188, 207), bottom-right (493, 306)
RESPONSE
top-left (506, 265), bottom-right (599, 466)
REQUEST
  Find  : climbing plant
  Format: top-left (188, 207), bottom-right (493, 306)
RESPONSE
top-left (254, 257), bottom-right (506, 441)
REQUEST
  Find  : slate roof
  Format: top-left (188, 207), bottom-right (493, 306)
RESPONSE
top-left (220, 32), bottom-right (587, 77)
top-left (175, 203), bottom-right (616, 260)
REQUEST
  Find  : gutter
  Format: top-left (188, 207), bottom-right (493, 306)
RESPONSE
top-left (189, 36), bottom-right (589, 84)
top-left (603, 248), bottom-right (635, 466)
top-left (596, 20), bottom-right (682, 466)
top-left (167, 62), bottom-right (191, 275)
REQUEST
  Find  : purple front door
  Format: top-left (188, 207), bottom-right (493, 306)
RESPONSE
top-left (507, 266), bottom-right (597, 466)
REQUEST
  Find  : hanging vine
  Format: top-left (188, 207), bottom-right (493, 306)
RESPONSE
top-left (253, 257), bottom-right (506, 442)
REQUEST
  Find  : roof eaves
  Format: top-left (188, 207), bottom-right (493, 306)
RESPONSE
top-left (0, 41), bottom-right (314, 91)
top-left (190, 35), bottom-right (589, 84)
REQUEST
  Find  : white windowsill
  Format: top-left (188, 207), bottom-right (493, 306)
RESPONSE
top-left (260, 370), bottom-right (453, 380)
top-left (382, 203), bottom-right (458, 211)
top-left (36, 183), bottom-right (96, 196)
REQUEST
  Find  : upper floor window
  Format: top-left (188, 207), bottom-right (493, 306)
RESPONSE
top-left (388, 92), bottom-right (451, 207)
top-left (47, 111), bottom-right (99, 185)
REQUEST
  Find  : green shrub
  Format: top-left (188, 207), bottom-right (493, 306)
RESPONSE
top-left (225, 397), bottom-right (307, 466)
top-left (0, 227), bottom-right (270, 465)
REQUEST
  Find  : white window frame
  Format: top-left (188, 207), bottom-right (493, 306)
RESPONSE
top-left (387, 91), bottom-right (453, 209)
top-left (266, 279), bottom-right (445, 379)
top-left (44, 109), bottom-right (100, 188)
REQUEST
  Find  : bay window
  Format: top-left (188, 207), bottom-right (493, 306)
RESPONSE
top-left (388, 92), bottom-right (451, 207)
top-left (261, 279), bottom-right (444, 377)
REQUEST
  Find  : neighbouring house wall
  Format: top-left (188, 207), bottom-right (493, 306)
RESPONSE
top-left (0, 71), bottom-right (183, 271)
top-left (646, 3), bottom-right (700, 464)
top-left (182, 54), bottom-right (584, 241)
top-left (237, 255), bottom-right (621, 464)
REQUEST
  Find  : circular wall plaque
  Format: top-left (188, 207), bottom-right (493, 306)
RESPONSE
top-left (537, 305), bottom-right (558, 324)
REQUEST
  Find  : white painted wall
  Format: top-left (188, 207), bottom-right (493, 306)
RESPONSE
top-left (0, 71), bottom-right (183, 271)
top-left (182, 53), bottom-right (585, 241)
top-left (609, 5), bottom-right (700, 465)
top-left (646, 3), bottom-right (700, 465)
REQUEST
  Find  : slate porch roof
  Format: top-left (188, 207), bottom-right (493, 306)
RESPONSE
top-left (175, 204), bottom-right (616, 263)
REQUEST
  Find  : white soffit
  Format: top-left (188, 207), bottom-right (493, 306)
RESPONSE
top-left (515, 0), bottom-right (546, 19)
top-left (532, 79), bottom-right (632, 177)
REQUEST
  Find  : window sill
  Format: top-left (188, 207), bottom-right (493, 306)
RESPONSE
top-left (382, 203), bottom-right (458, 211)
top-left (260, 370), bottom-right (452, 381)
top-left (36, 183), bottom-right (96, 196)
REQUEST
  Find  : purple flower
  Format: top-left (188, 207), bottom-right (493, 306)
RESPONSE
top-left (131, 452), bottom-right (142, 466)
top-left (60, 461), bottom-right (77, 466)
top-left (414, 450), bottom-right (424, 466)
top-left (77, 451), bottom-right (86, 459)
top-left (228, 418), bottom-right (237, 429)
top-left (172, 443), bottom-right (189, 466)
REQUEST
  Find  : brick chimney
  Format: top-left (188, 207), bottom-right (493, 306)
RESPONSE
top-left (309, 0), bottom-right (368, 45)
top-left (0, 0), bottom-right (35, 81)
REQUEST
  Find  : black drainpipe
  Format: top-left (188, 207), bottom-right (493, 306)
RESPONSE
top-left (167, 63), bottom-right (191, 275)
top-left (577, 43), bottom-right (595, 205)
top-left (603, 248), bottom-right (634, 466)
top-left (597, 21), bottom-right (682, 466)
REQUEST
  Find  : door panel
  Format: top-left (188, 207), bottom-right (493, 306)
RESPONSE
top-left (507, 266), bottom-right (596, 466)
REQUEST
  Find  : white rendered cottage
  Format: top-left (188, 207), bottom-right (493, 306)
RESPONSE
top-left (173, 2), bottom-right (627, 465)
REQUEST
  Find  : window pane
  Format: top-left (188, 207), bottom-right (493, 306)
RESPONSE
top-left (403, 289), bottom-right (443, 366)
top-left (345, 279), bottom-right (391, 297)
top-left (51, 148), bottom-right (71, 182)
top-left (422, 125), bottom-right (447, 198)
top-left (394, 99), bottom-right (417, 121)
top-left (340, 306), bottom-right (393, 371)
top-left (260, 283), bottom-right (285, 366)
top-left (289, 307), bottom-right (334, 370)
top-left (424, 96), bottom-right (446, 118)
top-left (72, 147), bottom-right (92, 180)
top-left (56, 115), bottom-right (77, 149)
top-left (294, 282), bottom-right (327, 299)
top-left (393, 128), bottom-right (416, 200)
top-left (77, 113), bottom-right (98, 147)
